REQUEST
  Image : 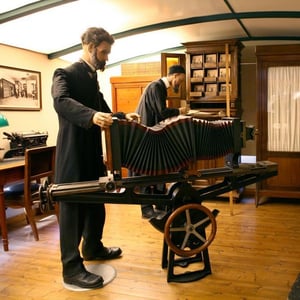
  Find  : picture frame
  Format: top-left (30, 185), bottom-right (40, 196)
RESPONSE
top-left (206, 69), bottom-right (218, 78)
top-left (205, 84), bottom-right (217, 92)
top-left (219, 53), bottom-right (231, 66)
top-left (194, 84), bottom-right (204, 92)
top-left (0, 65), bottom-right (42, 111)
top-left (220, 83), bottom-right (232, 92)
top-left (204, 54), bottom-right (217, 68)
top-left (218, 68), bottom-right (230, 81)
top-left (219, 83), bottom-right (232, 96)
top-left (205, 54), bottom-right (216, 63)
top-left (192, 69), bottom-right (204, 78)
top-left (192, 55), bottom-right (203, 64)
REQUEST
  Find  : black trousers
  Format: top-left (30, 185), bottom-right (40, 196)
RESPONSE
top-left (59, 201), bottom-right (105, 277)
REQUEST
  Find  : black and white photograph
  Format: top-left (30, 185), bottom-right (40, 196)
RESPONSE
top-left (192, 69), bottom-right (204, 78)
top-left (206, 69), bottom-right (218, 78)
top-left (0, 65), bottom-right (41, 110)
top-left (219, 53), bottom-right (231, 65)
top-left (192, 55), bottom-right (203, 64)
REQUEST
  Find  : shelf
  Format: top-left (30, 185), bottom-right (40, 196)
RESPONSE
top-left (183, 39), bottom-right (243, 118)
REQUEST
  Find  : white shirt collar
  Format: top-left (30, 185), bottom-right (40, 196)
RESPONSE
top-left (81, 58), bottom-right (96, 72)
top-left (161, 77), bottom-right (170, 89)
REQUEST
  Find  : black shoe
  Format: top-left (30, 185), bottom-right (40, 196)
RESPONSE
top-left (83, 246), bottom-right (122, 261)
top-left (141, 205), bottom-right (157, 219)
top-left (64, 270), bottom-right (103, 289)
top-left (155, 204), bottom-right (168, 212)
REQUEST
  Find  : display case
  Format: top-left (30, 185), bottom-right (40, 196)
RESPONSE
top-left (182, 40), bottom-right (244, 201)
top-left (255, 44), bottom-right (300, 205)
top-left (183, 39), bottom-right (243, 118)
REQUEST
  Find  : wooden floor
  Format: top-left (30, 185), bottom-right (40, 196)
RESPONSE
top-left (0, 197), bottom-right (299, 300)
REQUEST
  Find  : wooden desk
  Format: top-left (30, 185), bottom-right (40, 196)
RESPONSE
top-left (0, 158), bottom-right (25, 251)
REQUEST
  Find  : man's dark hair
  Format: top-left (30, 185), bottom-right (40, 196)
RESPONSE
top-left (168, 64), bottom-right (186, 75)
top-left (81, 27), bottom-right (114, 47)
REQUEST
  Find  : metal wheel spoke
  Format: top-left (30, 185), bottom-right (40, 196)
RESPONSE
top-left (194, 216), bottom-right (210, 227)
top-left (192, 231), bottom-right (206, 243)
top-left (170, 226), bottom-right (186, 232)
top-left (164, 203), bottom-right (217, 257)
top-left (180, 232), bottom-right (191, 249)
top-left (185, 209), bottom-right (191, 224)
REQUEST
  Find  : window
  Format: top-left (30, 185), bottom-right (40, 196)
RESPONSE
top-left (268, 66), bottom-right (300, 151)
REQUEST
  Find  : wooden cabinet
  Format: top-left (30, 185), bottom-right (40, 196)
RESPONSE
top-left (183, 39), bottom-right (243, 117)
top-left (110, 75), bottom-right (157, 113)
top-left (182, 40), bottom-right (243, 200)
top-left (256, 45), bottom-right (300, 204)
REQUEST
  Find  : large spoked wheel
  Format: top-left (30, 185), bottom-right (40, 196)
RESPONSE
top-left (164, 203), bottom-right (217, 257)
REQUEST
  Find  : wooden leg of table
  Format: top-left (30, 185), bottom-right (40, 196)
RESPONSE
top-left (229, 191), bottom-right (234, 216)
top-left (0, 189), bottom-right (9, 251)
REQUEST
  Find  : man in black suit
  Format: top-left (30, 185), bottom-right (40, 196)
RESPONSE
top-left (51, 27), bottom-right (139, 289)
top-left (134, 64), bottom-right (187, 219)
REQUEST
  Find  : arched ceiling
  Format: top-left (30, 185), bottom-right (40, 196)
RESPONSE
top-left (1, 0), bottom-right (300, 65)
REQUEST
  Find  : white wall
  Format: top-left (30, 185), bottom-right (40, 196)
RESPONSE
top-left (0, 44), bottom-right (125, 158)
top-left (0, 45), bottom-right (63, 154)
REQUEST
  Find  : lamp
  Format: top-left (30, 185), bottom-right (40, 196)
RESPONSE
top-left (0, 113), bottom-right (9, 127)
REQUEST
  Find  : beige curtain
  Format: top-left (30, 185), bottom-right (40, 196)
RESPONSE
top-left (268, 66), bottom-right (300, 152)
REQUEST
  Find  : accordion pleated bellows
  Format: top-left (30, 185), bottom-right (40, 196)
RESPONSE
top-left (115, 116), bottom-right (235, 176)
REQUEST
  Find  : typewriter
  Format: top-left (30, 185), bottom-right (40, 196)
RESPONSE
top-left (2, 131), bottom-right (48, 158)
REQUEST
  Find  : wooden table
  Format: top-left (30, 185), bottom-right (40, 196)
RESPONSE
top-left (0, 158), bottom-right (25, 251)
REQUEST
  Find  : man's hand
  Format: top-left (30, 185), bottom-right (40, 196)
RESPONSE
top-left (125, 113), bottom-right (141, 123)
top-left (92, 112), bottom-right (113, 128)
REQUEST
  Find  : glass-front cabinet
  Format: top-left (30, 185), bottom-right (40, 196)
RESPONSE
top-left (256, 45), bottom-right (300, 203)
top-left (183, 39), bottom-right (243, 118)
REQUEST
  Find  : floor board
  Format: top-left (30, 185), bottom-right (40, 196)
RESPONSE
top-left (0, 197), bottom-right (299, 299)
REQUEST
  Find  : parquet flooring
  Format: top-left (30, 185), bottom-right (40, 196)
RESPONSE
top-left (0, 197), bottom-right (299, 300)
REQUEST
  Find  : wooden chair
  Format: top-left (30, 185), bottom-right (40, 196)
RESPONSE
top-left (2, 146), bottom-right (56, 250)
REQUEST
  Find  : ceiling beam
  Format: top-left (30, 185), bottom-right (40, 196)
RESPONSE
top-left (224, 0), bottom-right (251, 37)
top-left (0, 0), bottom-right (77, 24)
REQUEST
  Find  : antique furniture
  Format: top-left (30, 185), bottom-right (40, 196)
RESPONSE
top-left (110, 75), bottom-right (157, 113)
top-left (256, 44), bottom-right (300, 204)
top-left (1, 146), bottom-right (56, 251)
top-left (0, 158), bottom-right (24, 251)
top-left (182, 40), bottom-right (244, 200)
top-left (183, 39), bottom-right (243, 118)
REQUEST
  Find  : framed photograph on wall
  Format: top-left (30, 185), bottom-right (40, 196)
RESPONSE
top-left (0, 65), bottom-right (42, 111)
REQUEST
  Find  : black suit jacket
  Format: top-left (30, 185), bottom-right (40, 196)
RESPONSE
top-left (51, 60), bottom-right (123, 183)
top-left (135, 78), bottom-right (179, 127)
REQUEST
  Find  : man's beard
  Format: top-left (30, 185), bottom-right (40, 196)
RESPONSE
top-left (173, 85), bottom-right (179, 93)
top-left (91, 50), bottom-right (106, 71)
